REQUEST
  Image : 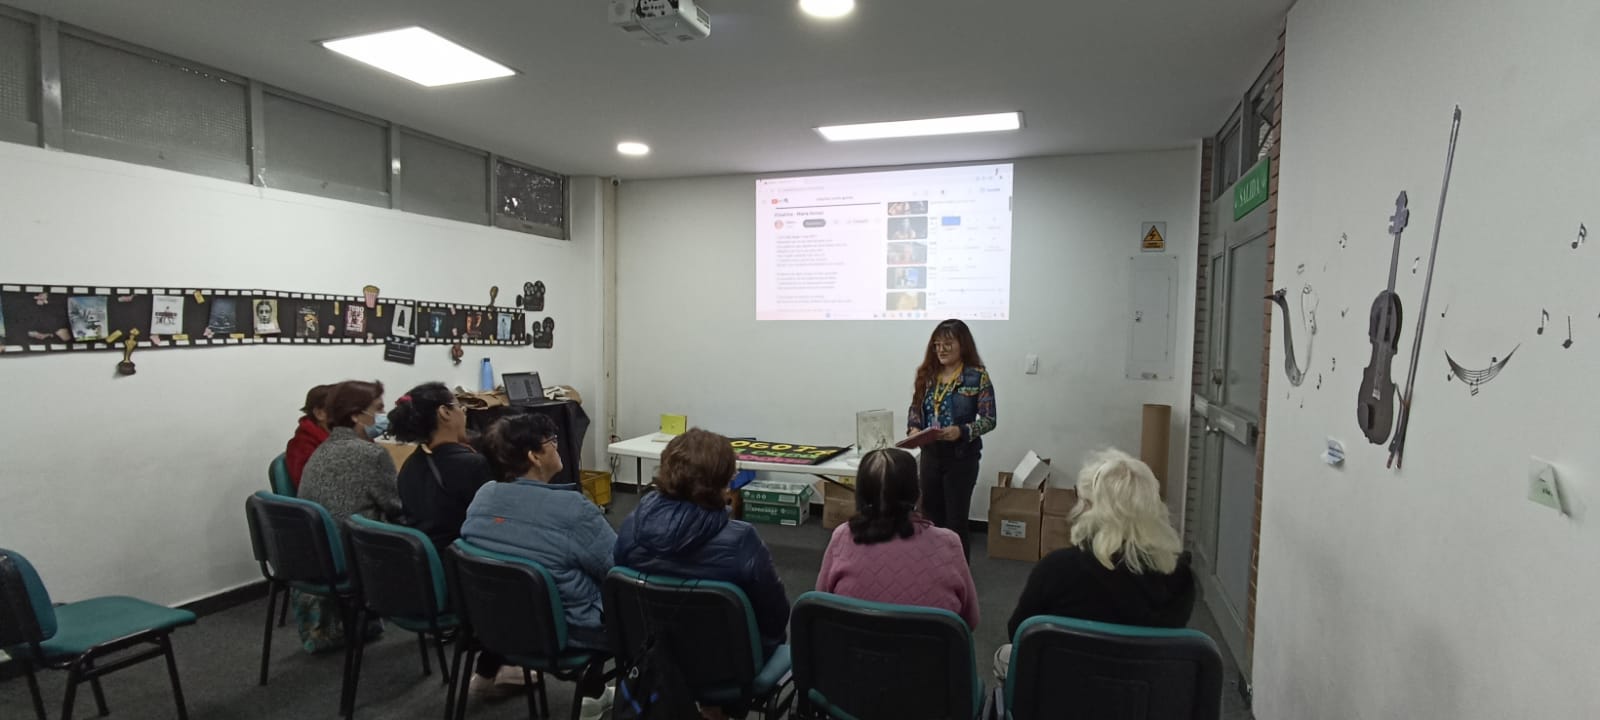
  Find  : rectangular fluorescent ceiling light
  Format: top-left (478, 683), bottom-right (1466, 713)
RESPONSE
top-left (321, 27), bottom-right (514, 87)
top-left (815, 112), bottom-right (1022, 141)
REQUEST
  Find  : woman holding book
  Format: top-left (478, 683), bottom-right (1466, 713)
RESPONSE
top-left (906, 319), bottom-right (996, 560)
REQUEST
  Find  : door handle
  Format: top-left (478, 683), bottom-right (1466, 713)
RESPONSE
top-left (1210, 369), bottom-right (1224, 386)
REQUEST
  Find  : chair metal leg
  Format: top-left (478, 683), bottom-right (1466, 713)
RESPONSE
top-left (341, 606), bottom-right (366, 719)
top-left (523, 668), bottom-right (540, 719)
top-left (567, 682), bottom-right (582, 720)
top-left (434, 634), bottom-right (452, 686)
top-left (61, 658), bottom-right (84, 720)
top-left (444, 639), bottom-right (467, 720)
top-left (276, 584), bottom-right (290, 627)
top-left (83, 657), bottom-right (109, 717)
top-left (259, 583), bottom-right (279, 686)
top-left (23, 661), bottom-right (47, 720)
top-left (538, 672), bottom-right (550, 720)
top-left (452, 650), bottom-right (476, 720)
top-left (417, 632), bottom-right (433, 676)
top-left (160, 634), bottom-right (191, 720)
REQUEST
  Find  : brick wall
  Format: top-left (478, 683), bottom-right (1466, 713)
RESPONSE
top-left (1246, 26), bottom-right (1287, 659)
top-left (1183, 140), bottom-right (1215, 548)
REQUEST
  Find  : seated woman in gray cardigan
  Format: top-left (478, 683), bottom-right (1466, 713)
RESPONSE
top-left (300, 379), bottom-right (401, 523)
top-left (295, 379), bottom-right (398, 652)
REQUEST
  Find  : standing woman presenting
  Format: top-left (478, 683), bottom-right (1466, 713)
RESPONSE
top-left (908, 319), bottom-right (997, 559)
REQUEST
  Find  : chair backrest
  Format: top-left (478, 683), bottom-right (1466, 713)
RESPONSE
top-left (346, 514), bottom-right (448, 623)
top-left (269, 453), bottom-right (296, 497)
top-left (244, 491), bottom-right (346, 591)
top-left (791, 591), bottom-right (981, 720)
top-left (1005, 615), bottom-right (1223, 720)
top-left (446, 540), bottom-right (568, 661)
top-left (603, 567), bottom-right (763, 699)
top-left (0, 548), bottom-right (56, 648)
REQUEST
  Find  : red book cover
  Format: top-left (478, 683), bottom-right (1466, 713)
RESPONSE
top-left (896, 427), bottom-right (941, 449)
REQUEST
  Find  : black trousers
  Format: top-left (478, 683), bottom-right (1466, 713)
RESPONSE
top-left (918, 442), bottom-right (982, 560)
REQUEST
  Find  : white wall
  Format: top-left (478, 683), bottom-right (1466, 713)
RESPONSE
top-left (1255, 1), bottom-right (1600, 717)
top-left (617, 151), bottom-right (1201, 521)
top-left (0, 143), bottom-right (606, 606)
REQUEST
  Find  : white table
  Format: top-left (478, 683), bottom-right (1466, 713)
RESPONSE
top-left (607, 433), bottom-right (873, 487)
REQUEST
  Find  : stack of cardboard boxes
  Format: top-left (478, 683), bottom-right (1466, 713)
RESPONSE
top-left (741, 478), bottom-right (815, 526)
top-left (987, 452), bottom-right (1080, 562)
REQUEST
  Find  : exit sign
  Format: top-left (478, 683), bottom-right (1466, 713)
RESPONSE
top-left (1233, 157), bottom-right (1270, 220)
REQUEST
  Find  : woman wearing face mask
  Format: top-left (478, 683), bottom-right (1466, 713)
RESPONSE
top-left (294, 380), bottom-right (397, 653)
top-left (907, 319), bottom-right (997, 560)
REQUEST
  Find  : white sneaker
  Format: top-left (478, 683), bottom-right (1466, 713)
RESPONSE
top-left (578, 685), bottom-right (615, 720)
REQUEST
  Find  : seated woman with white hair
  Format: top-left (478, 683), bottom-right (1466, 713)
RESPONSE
top-left (994, 448), bottom-right (1195, 679)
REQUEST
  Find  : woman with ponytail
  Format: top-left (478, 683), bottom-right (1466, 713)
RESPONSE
top-left (390, 382), bottom-right (493, 549)
top-left (815, 447), bottom-right (979, 629)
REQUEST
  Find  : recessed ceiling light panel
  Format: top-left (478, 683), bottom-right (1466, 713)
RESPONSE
top-left (617, 141), bottom-right (651, 156)
top-left (815, 112), bottom-right (1023, 141)
top-left (321, 27), bottom-right (514, 87)
top-left (800, 0), bottom-right (855, 20)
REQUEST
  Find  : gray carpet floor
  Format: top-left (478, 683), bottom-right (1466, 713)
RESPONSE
top-left (1, 488), bottom-right (1253, 719)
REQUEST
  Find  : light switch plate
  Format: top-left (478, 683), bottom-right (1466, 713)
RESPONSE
top-left (1527, 457), bottom-right (1565, 515)
top-left (1025, 354), bottom-right (1039, 375)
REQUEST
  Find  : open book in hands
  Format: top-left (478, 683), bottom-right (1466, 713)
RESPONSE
top-left (896, 427), bottom-right (942, 449)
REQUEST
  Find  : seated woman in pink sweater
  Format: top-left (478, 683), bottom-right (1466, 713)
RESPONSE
top-left (815, 448), bottom-right (979, 629)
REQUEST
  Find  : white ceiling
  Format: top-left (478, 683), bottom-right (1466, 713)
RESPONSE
top-left (7, 0), bottom-right (1291, 179)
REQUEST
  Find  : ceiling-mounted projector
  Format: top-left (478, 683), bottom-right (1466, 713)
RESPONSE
top-left (609, 0), bottom-right (711, 45)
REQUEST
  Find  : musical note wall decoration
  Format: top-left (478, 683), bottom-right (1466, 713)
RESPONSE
top-left (1574, 223), bottom-right (1587, 250)
top-left (1537, 309), bottom-right (1549, 334)
top-left (1563, 316), bottom-right (1573, 349)
top-left (1445, 347), bottom-right (1516, 396)
top-left (1339, 233), bottom-right (1349, 249)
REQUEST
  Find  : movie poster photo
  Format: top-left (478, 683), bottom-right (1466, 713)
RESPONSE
top-left (150, 295), bottom-right (183, 335)
top-left (68, 296), bottom-right (109, 341)
top-left (496, 313), bottom-right (513, 341)
top-left (207, 298), bottom-right (238, 336)
top-left (391, 303), bottom-right (414, 338)
top-left (253, 298), bottom-right (281, 335)
top-left (464, 311), bottom-right (484, 339)
top-left (297, 304), bottom-right (320, 338)
top-left (344, 304), bottom-right (366, 337)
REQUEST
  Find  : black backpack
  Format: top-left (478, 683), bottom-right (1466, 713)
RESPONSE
top-left (615, 633), bottom-right (699, 719)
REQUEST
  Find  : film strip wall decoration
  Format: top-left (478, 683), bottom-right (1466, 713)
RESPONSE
top-left (0, 284), bottom-right (552, 355)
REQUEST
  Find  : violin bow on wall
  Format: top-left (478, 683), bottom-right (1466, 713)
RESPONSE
top-left (1389, 106), bottom-right (1462, 470)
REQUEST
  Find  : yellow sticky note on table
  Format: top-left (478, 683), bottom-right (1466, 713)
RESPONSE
top-left (659, 414), bottom-right (687, 437)
top-left (193, 291), bottom-right (206, 303)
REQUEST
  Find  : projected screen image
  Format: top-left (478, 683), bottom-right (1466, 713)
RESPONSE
top-left (756, 163), bottom-right (1012, 321)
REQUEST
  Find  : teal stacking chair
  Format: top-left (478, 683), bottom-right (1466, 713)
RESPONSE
top-left (1000, 616), bottom-right (1223, 720)
top-left (790, 591), bottom-right (984, 719)
top-left (244, 491), bottom-right (361, 717)
top-left (0, 548), bottom-right (196, 720)
top-left (344, 515), bottom-right (458, 719)
top-left (269, 453), bottom-right (296, 497)
top-left (265, 454), bottom-right (296, 629)
top-left (603, 567), bottom-right (794, 718)
top-left (446, 540), bottom-right (614, 720)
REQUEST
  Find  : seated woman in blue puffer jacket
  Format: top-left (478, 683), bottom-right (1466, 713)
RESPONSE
top-left (613, 428), bottom-right (791, 659)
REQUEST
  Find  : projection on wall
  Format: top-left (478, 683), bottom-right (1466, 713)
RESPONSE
top-left (755, 163), bottom-right (1013, 321)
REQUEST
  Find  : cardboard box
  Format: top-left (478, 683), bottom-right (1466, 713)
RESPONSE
top-left (1011, 451), bottom-right (1052, 489)
top-left (988, 471), bottom-right (1042, 562)
top-left (743, 499), bottom-right (811, 526)
top-left (1039, 487), bottom-right (1079, 556)
top-left (1141, 403), bottom-right (1172, 498)
top-left (377, 440), bottom-right (419, 471)
top-left (822, 481), bottom-right (856, 530)
top-left (741, 479), bottom-right (815, 505)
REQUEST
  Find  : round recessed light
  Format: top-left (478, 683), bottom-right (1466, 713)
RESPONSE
top-left (616, 141), bottom-right (650, 156)
top-left (799, 0), bottom-right (854, 20)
